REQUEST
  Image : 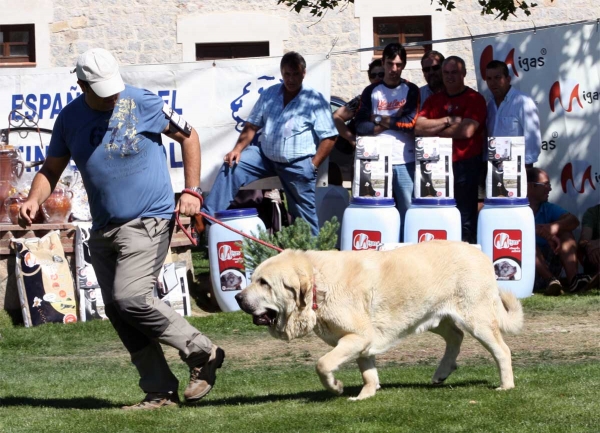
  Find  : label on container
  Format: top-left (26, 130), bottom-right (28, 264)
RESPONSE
top-left (418, 230), bottom-right (447, 243)
top-left (492, 230), bottom-right (522, 281)
top-left (217, 241), bottom-right (247, 292)
top-left (352, 230), bottom-right (382, 250)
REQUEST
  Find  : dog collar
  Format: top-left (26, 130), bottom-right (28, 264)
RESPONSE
top-left (312, 276), bottom-right (318, 310)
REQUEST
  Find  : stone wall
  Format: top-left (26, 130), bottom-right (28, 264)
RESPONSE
top-left (43, 0), bottom-right (599, 102)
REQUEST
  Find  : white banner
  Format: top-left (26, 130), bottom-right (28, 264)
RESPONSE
top-left (472, 21), bottom-right (600, 219)
top-left (0, 55), bottom-right (331, 191)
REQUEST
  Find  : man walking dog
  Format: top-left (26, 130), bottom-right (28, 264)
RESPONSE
top-left (19, 48), bottom-right (224, 410)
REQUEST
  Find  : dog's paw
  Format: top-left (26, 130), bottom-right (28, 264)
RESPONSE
top-left (329, 379), bottom-right (344, 395)
top-left (348, 385), bottom-right (378, 401)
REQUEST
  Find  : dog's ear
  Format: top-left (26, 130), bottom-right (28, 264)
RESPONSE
top-left (296, 269), bottom-right (313, 310)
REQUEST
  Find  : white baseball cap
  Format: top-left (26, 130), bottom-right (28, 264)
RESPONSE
top-left (75, 48), bottom-right (125, 98)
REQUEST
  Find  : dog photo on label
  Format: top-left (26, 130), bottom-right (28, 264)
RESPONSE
top-left (494, 260), bottom-right (518, 280)
top-left (236, 241), bottom-right (523, 400)
top-left (220, 270), bottom-right (244, 291)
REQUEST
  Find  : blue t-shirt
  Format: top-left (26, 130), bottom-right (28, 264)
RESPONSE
top-left (534, 201), bottom-right (568, 247)
top-left (48, 85), bottom-right (172, 229)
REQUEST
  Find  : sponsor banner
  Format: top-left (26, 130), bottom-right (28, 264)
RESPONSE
top-left (472, 22), bottom-right (600, 219)
top-left (0, 56), bottom-right (331, 191)
top-left (352, 230), bottom-right (382, 250)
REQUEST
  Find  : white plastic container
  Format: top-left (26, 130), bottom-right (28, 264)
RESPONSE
top-left (341, 197), bottom-right (400, 251)
top-left (404, 198), bottom-right (462, 243)
top-left (477, 198), bottom-right (535, 298)
top-left (208, 209), bottom-right (266, 312)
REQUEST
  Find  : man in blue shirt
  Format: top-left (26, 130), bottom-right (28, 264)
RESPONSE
top-left (19, 48), bottom-right (224, 409)
top-left (527, 167), bottom-right (590, 295)
top-left (485, 60), bottom-right (541, 168)
top-left (201, 52), bottom-right (338, 236)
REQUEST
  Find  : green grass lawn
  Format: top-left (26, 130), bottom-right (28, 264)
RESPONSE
top-left (1, 268), bottom-right (599, 432)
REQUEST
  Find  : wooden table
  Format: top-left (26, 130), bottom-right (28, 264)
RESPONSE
top-left (0, 218), bottom-right (195, 318)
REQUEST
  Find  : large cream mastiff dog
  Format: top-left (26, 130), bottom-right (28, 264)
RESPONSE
top-left (235, 241), bottom-right (524, 400)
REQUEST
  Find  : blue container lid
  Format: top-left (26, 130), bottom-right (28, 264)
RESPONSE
top-left (214, 208), bottom-right (259, 219)
top-left (412, 197), bottom-right (456, 206)
top-left (350, 197), bottom-right (395, 206)
top-left (483, 197), bottom-right (529, 206)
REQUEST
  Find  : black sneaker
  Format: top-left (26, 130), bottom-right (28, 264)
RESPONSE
top-left (568, 274), bottom-right (592, 293)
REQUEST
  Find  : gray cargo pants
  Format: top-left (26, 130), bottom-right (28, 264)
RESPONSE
top-left (89, 217), bottom-right (213, 394)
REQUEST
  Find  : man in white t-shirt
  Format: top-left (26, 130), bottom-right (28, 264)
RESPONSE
top-left (355, 43), bottom-right (420, 240)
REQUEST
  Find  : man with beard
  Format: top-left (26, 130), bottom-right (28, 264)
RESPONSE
top-left (419, 50), bottom-right (445, 104)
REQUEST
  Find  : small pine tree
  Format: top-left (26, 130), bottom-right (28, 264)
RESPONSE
top-left (242, 217), bottom-right (340, 272)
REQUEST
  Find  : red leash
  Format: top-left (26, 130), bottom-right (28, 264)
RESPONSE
top-left (175, 189), bottom-right (317, 308)
top-left (175, 188), bottom-right (283, 253)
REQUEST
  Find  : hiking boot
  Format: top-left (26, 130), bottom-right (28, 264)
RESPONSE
top-left (121, 392), bottom-right (179, 410)
top-left (184, 345), bottom-right (225, 402)
top-left (544, 279), bottom-right (563, 296)
top-left (568, 274), bottom-right (592, 293)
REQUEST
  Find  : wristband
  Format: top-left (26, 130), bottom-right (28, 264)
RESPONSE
top-left (182, 188), bottom-right (204, 206)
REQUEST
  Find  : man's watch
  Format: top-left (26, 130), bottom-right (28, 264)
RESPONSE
top-left (374, 115), bottom-right (382, 126)
top-left (185, 186), bottom-right (203, 195)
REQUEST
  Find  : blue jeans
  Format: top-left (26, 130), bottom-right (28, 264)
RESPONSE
top-left (453, 155), bottom-right (481, 244)
top-left (203, 146), bottom-right (319, 235)
top-left (392, 162), bottom-right (415, 242)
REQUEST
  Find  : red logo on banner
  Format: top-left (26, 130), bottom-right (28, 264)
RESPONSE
top-left (549, 81), bottom-right (583, 112)
top-left (217, 241), bottom-right (245, 273)
top-left (493, 231), bottom-right (521, 250)
top-left (418, 230), bottom-right (447, 243)
top-left (479, 45), bottom-right (518, 79)
top-left (352, 231), bottom-right (382, 250)
top-left (561, 163), bottom-right (596, 194)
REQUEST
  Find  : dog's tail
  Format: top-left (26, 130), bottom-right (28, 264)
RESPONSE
top-left (497, 289), bottom-right (524, 335)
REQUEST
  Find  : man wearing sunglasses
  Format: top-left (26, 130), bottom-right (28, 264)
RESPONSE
top-left (420, 50), bottom-right (445, 104)
top-left (333, 59), bottom-right (384, 148)
top-left (527, 167), bottom-right (591, 295)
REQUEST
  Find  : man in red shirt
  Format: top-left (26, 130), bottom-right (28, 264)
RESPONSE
top-left (415, 55), bottom-right (487, 243)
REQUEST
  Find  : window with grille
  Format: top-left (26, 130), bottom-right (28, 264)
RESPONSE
top-left (373, 17), bottom-right (431, 60)
top-left (196, 42), bottom-right (269, 60)
top-left (0, 24), bottom-right (36, 66)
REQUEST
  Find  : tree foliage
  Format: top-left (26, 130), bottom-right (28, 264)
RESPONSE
top-left (277, 0), bottom-right (550, 21)
top-left (242, 217), bottom-right (340, 272)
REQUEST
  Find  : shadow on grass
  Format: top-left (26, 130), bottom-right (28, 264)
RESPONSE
top-left (187, 379), bottom-right (490, 407)
top-left (0, 396), bottom-right (118, 409)
top-left (0, 380), bottom-right (490, 409)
